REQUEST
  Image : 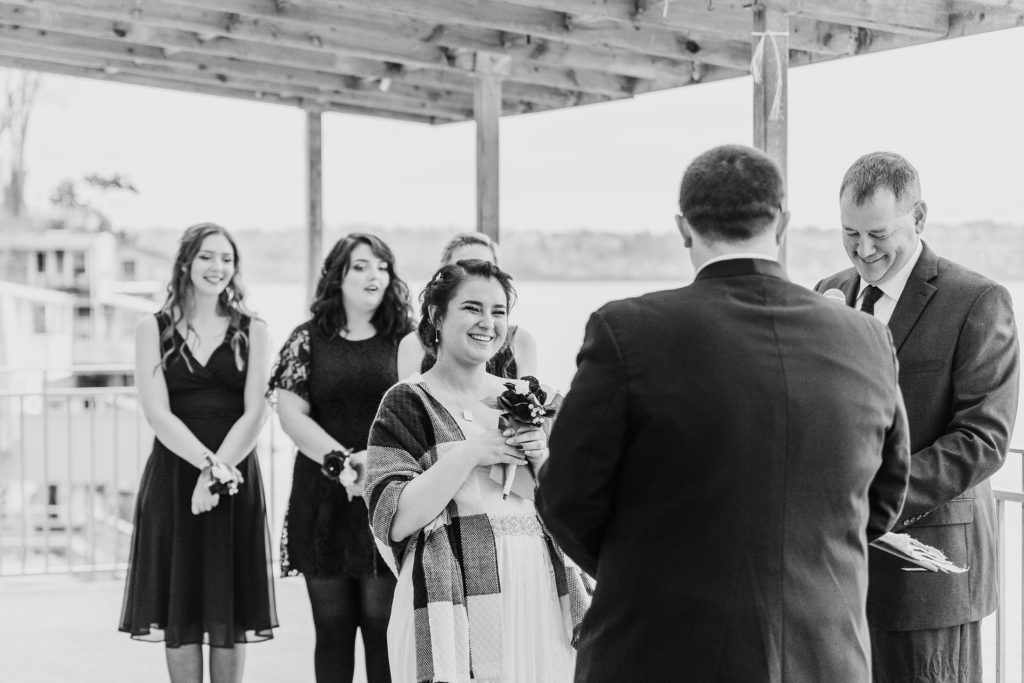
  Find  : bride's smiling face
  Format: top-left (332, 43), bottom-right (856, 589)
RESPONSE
top-left (435, 276), bottom-right (509, 367)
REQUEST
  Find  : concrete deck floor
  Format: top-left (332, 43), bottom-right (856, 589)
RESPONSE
top-left (1, 573), bottom-right (367, 682)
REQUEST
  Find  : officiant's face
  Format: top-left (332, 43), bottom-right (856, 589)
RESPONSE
top-left (841, 187), bottom-right (924, 285)
top-left (437, 276), bottom-right (509, 366)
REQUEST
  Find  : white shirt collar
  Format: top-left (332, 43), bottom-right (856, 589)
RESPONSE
top-left (856, 238), bottom-right (923, 304)
top-left (696, 253), bottom-right (779, 275)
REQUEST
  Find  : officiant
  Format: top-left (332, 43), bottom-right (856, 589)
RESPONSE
top-left (816, 151), bottom-right (1020, 682)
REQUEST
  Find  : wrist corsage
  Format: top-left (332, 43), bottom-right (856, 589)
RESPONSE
top-left (321, 447), bottom-right (359, 487)
top-left (203, 452), bottom-right (243, 496)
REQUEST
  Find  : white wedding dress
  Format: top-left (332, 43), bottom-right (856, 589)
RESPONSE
top-left (388, 464), bottom-right (576, 682)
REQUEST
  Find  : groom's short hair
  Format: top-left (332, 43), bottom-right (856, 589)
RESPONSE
top-left (679, 144), bottom-right (785, 243)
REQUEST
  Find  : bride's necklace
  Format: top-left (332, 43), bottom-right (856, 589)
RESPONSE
top-left (434, 371), bottom-right (479, 422)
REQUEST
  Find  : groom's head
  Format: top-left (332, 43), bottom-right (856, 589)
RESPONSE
top-left (677, 145), bottom-right (787, 250)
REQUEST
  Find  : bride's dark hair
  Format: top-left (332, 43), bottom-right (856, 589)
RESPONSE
top-left (417, 259), bottom-right (516, 355)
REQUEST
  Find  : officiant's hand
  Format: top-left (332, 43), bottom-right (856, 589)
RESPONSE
top-left (464, 429), bottom-right (527, 468)
top-left (506, 425), bottom-right (548, 469)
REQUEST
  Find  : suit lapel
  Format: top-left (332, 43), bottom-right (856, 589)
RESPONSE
top-left (888, 243), bottom-right (938, 352)
top-left (837, 273), bottom-right (860, 307)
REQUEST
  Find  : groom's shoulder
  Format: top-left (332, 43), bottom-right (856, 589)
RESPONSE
top-left (595, 286), bottom-right (690, 320)
top-left (816, 266), bottom-right (857, 292)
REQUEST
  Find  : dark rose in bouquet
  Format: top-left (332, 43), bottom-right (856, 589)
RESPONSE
top-left (484, 376), bottom-right (562, 500)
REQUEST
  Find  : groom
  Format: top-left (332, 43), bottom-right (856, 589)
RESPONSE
top-left (537, 145), bottom-right (911, 682)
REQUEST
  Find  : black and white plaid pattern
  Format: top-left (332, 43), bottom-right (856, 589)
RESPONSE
top-left (367, 381), bottom-right (590, 682)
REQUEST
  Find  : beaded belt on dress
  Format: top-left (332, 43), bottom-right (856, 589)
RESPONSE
top-left (488, 514), bottom-right (545, 537)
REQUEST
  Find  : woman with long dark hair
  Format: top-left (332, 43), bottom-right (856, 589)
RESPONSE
top-left (268, 233), bottom-right (414, 682)
top-left (120, 223), bottom-right (277, 683)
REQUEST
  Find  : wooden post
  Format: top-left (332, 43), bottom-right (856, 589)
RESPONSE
top-left (474, 53), bottom-right (508, 243)
top-left (752, 4), bottom-right (789, 264)
top-left (305, 107), bottom-right (323, 304)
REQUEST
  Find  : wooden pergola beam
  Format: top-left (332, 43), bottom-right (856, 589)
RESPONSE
top-left (501, 0), bottom-right (942, 48)
top-left (0, 23), bottom-right (622, 115)
top-left (0, 52), bottom-right (443, 124)
top-left (305, 107), bottom-right (323, 303)
top-left (0, 38), bottom-right (475, 121)
top-left (784, 0), bottom-right (950, 37)
top-left (0, 0), bottom-right (647, 98)
top-left (206, 0), bottom-right (754, 71)
top-left (171, 0), bottom-right (713, 80)
top-left (474, 53), bottom-right (505, 241)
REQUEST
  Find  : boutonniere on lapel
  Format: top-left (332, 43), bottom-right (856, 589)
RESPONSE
top-left (483, 376), bottom-right (562, 500)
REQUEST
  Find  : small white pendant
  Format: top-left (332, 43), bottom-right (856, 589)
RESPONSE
top-left (462, 409), bottom-right (474, 422)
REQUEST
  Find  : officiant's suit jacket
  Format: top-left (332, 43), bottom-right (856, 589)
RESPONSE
top-left (537, 258), bottom-right (911, 683)
top-left (816, 242), bottom-right (1019, 632)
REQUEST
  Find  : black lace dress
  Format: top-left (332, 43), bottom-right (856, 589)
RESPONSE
top-left (119, 312), bottom-right (277, 648)
top-left (269, 321), bottom-right (398, 577)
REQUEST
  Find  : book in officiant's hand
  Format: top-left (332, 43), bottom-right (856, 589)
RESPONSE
top-left (871, 532), bottom-right (968, 573)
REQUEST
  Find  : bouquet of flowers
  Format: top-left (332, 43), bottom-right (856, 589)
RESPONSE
top-left (484, 376), bottom-right (562, 500)
top-left (203, 453), bottom-right (243, 496)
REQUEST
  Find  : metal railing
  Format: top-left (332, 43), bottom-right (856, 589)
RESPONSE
top-left (0, 365), bottom-right (288, 578)
top-left (3, 366), bottom-right (1024, 678)
top-left (994, 452), bottom-right (1024, 683)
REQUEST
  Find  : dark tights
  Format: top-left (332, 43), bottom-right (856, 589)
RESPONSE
top-left (304, 574), bottom-right (396, 683)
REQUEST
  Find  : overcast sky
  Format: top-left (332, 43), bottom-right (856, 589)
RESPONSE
top-left (19, 25), bottom-right (1024, 235)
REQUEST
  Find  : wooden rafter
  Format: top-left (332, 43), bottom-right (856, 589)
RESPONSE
top-left (0, 0), bottom-right (1018, 124)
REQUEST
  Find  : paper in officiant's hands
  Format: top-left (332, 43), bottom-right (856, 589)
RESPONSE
top-left (871, 532), bottom-right (968, 573)
top-left (489, 463), bottom-right (536, 501)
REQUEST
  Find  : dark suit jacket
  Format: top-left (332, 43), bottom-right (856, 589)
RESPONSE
top-left (537, 258), bottom-right (910, 683)
top-left (816, 242), bottom-right (1019, 631)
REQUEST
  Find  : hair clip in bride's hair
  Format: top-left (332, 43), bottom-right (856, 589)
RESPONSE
top-left (433, 271), bottom-right (445, 284)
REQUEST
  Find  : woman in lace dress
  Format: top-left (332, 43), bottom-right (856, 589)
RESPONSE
top-left (268, 233), bottom-right (414, 682)
top-left (396, 232), bottom-right (537, 380)
top-left (120, 223), bottom-right (277, 683)
top-left (367, 260), bottom-right (590, 683)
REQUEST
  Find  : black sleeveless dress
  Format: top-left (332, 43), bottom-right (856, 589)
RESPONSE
top-left (269, 321), bottom-right (399, 577)
top-left (119, 312), bottom-right (277, 648)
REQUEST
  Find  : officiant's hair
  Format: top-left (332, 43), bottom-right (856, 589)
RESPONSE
top-left (839, 151), bottom-right (921, 210)
top-left (418, 259), bottom-right (516, 353)
top-left (679, 144), bottom-right (784, 243)
top-left (440, 232), bottom-right (500, 266)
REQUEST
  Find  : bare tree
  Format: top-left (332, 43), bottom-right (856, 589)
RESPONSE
top-left (0, 69), bottom-right (42, 218)
top-left (50, 173), bottom-right (139, 232)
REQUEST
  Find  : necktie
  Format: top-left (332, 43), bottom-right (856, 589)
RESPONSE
top-left (860, 285), bottom-right (884, 315)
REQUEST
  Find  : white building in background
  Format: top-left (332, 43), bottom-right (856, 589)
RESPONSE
top-left (0, 226), bottom-right (164, 374)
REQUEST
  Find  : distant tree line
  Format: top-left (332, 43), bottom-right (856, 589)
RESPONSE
top-left (132, 221), bottom-right (1024, 285)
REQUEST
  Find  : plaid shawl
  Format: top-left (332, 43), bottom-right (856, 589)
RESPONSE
top-left (366, 380), bottom-right (590, 683)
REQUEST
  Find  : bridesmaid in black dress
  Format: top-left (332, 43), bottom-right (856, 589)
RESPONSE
top-left (396, 232), bottom-right (538, 380)
top-left (268, 233), bottom-right (414, 683)
top-left (120, 223), bottom-right (277, 683)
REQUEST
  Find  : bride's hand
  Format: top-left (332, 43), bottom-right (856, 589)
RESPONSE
top-left (506, 425), bottom-right (549, 469)
top-left (463, 429), bottom-right (527, 468)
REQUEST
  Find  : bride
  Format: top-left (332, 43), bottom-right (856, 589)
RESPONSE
top-left (365, 259), bottom-right (590, 682)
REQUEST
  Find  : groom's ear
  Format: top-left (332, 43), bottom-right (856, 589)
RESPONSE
top-left (675, 215), bottom-right (693, 248)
